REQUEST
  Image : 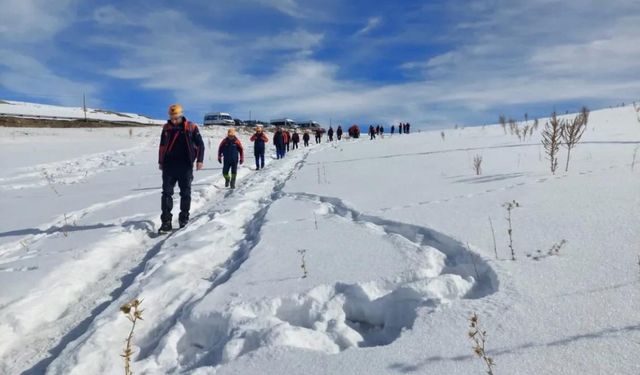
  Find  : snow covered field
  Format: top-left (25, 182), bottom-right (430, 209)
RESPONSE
top-left (1, 106), bottom-right (639, 374)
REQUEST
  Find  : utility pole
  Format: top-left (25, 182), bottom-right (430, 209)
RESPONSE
top-left (83, 93), bottom-right (87, 121)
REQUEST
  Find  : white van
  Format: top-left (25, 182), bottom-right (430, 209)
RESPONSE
top-left (204, 112), bottom-right (234, 126)
top-left (270, 118), bottom-right (297, 128)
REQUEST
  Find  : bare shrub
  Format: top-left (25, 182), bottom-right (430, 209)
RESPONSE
top-left (473, 154), bottom-right (483, 175)
top-left (499, 115), bottom-right (507, 134)
top-left (527, 239), bottom-right (567, 260)
top-left (561, 113), bottom-right (588, 172)
top-left (541, 112), bottom-right (563, 174)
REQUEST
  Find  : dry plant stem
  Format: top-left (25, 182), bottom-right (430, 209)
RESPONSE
top-left (120, 299), bottom-right (143, 375)
top-left (488, 216), bottom-right (498, 260)
top-left (468, 313), bottom-right (495, 375)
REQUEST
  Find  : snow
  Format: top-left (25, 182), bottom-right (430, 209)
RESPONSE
top-left (0, 105), bottom-right (639, 374)
top-left (0, 100), bottom-right (164, 124)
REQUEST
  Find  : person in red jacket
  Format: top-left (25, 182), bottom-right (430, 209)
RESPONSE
top-left (283, 130), bottom-right (291, 153)
top-left (158, 104), bottom-right (205, 232)
top-left (218, 128), bottom-right (244, 189)
top-left (249, 125), bottom-right (268, 170)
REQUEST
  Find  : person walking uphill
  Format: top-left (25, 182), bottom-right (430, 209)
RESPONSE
top-left (336, 125), bottom-right (343, 140)
top-left (250, 125), bottom-right (268, 170)
top-left (315, 128), bottom-right (323, 144)
top-left (328, 126), bottom-right (334, 142)
top-left (274, 127), bottom-right (286, 159)
top-left (292, 130), bottom-right (300, 149)
top-left (158, 104), bottom-right (205, 233)
top-left (303, 130), bottom-right (310, 147)
top-left (369, 125), bottom-right (376, 140)
top-left (218, 128), bottom-right (244, 189)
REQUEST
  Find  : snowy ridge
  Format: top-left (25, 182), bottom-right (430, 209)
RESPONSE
top-left (0, 100), bottom-right (164, 124)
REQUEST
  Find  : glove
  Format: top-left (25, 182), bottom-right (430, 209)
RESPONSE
top-left (218, 157), bottom-right (222, 164)
top-left (240, 158), bottom-right (244, 165)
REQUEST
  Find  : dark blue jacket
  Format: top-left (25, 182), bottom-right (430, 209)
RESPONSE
top-left (218, 136), bottom-right (244, 163)
top-left (158, 118), bottom-right (205, 166)
top-left (273, 131), bottom-right (285, 149)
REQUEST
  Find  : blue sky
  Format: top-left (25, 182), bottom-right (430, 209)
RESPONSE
top-left (0, 0), bottom-right (639, 128)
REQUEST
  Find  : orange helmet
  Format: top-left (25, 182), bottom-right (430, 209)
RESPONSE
top-left (168, 104), bottom-right (183, 117)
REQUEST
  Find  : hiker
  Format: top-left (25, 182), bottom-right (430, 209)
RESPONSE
top-left (398, 122), bottom-right (403, 134)
top-left (292, 130), bottom-right (300, 149)
top-left (375, 125), bottom-right (380, 135)
top-left (249, 125), bottom-right (268, 170)
top-left (369, 125), bottom-right (376, 140)
top-left (315, 128), bottom-right (323, 144)
top-left (158, 104), bottom-right (205, 232)
top-left (380, 125), bottom-right (385, 138)
top-left (218, 128), bottom-right (244, 189)
top-left (336, 125), bottom-right (343, 140)
top-left (406, 122), bottom-right (411, 134)
top-left (284, 129), bottom-right (291, 152)
top-left (328, 126), bottom-right (334, 142)
top-left (274, 127), bottom-right (286, 159)
top-left (391, 125), bottom-right (395, 135)
top-left (303, 130), bottom-right (310, 147)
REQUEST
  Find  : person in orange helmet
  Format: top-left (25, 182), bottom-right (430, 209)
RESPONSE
top-left (158, 104), bottom-right (205, 233)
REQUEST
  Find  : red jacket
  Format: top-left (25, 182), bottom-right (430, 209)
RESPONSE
top-left (283, 131), bottom-right (290, 143)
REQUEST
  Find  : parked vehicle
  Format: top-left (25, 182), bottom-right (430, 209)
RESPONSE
top-left (203, 112), bottom-right (234, 126)
top-left (270, 118), bottom-right (297, 128)
top-left (298, 120), bottom-right (325, 133)
top-left (245, 120), bottom-right (269, 127)
top-left (233, 118), bottom-right (246, 127)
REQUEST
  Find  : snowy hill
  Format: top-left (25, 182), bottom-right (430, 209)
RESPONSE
top-left (0, 105), bottom-right (639, 374)
top-left (0, 100), bottom-right (164, 125)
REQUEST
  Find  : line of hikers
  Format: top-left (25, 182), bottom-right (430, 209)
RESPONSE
top-left (157, 104), bottom-right (409, 232)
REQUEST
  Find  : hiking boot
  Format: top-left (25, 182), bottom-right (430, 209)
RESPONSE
top-left (225, 177), bottom-right (230, 187)
top-left (159, 221), bottom-right (172, 233)
top-left (230, 175), bottom-right (236, 189)
top-left (179, 220), bottom-right (188, 229)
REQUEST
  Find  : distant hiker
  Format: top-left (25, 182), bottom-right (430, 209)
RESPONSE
top-left (336, 125), bottom-right (343, 140)
top-left (274, 127), bottom-right (286, 159)
top-left (218, 128), bottom-right (244, 189)
top-left (158, 104), bottom-right (205, 232)
top-left (315, 128), bottom-right (323, 144)
top-left (380, 126), bottom-right (385, 138)
top-left (406, 122), bottom-right (411, 134)
top-left (348, 124), bottom-right (360, 138)
top-left (303, 130), bottom-right (310, 147)
top-left (284, 129), bottom-right (291, 152)
top-left (375, 125), bottom-right (380, 135)
top-left (292, 130), bottom-right (300, 149)
top-left (391, 125), bottom-right (395, 135)
top-left (369, 125), bottom-right (376, 140)
top-left (328, 126), bottom-right (334, 142)
top-left (249, 125), bottom-right (268, 170)
top-left (398, 122), bottom-right (403, 134)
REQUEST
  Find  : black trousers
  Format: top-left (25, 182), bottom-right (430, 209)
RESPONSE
top-left (161, 167), bottom-right (193, 224)
top-left (223, 160), bottom-right (238, 178)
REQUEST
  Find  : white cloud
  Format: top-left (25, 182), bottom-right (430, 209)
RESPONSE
top-left (0, 50), bottom-right (99, 106)
top-left (0, 0), bottom-right (79, 43)
top-left (356, 16), bottom-right (382, 36)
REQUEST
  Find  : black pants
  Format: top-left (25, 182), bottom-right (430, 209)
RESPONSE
top-left (337, 134), bottom-right (342, 140)
top-left (315, 136), bottom-right (321, 144)
top-left (254, 150), bottom-right (265, 169)
top-left (286, 143), bottom-right (290, 151)
top-left (292, 142), bottom-right (299, 149)
top-left (223, 160), bottom-right (238, 178)
top-left (161, 167), bottom-right (193, 224)
top-left (304, 140), bottom-right (309, 147)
